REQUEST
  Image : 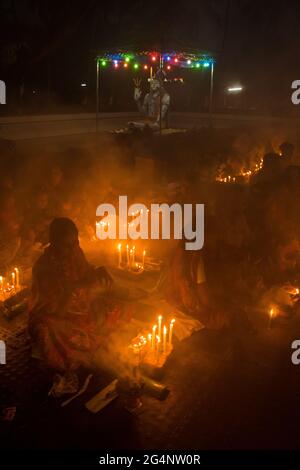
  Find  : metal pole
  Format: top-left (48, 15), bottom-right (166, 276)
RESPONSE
top-left (159, 53), bottom-right (163, 135)
top-left (209, 60), bottom-right (214, 126)
top-left (96, 58), bottom-right (99, 133)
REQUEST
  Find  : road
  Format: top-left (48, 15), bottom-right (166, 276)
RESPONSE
top-left (1, 111), bottom-right (299, 140)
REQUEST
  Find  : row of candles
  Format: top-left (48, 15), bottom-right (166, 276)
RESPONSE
top-left (148, 316), bottom-right (175, 353)
top-left (117, 243), bottom-right (146, 271)
top-left (0, 267), bottom-right (20, 300)
top-left (216, 158), bottom-right (264, 184)
top-left (131, 316), bottom-right (175, 359)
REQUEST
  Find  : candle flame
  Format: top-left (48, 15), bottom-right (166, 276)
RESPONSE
top-left (270, 308), bottom-right (274, 318)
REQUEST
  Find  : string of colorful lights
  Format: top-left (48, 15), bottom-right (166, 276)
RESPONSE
top-left (96, 52), bottom-right (214, 71)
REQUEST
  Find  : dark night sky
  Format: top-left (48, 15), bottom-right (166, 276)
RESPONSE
top-left (1, 0), bottom-right (300, 112)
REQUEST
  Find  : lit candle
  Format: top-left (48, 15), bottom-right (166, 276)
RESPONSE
top-left (148, 333), bottom-right (152, 351)
top-left (117, 244), bottom-right (122, 268)
top-left (0, 276), bottom-right (3, 291)
top-left (129, 249), bottom-right (133, 269)
top-left (268, 308), bottom-right (274, 329)
top-left (158, 315), bottom-right (162, 341)
top-left (169, 319), bottom-right (175, 346)
top-left (152, 325), bottom-right (157, 349)
top-left (14, 267), bottom-right (19, 288)
top-left (156, 335), bottom-right (161, 353)
top-left (132, 246), bottom-right (135, 265)
top-left (126, 244), bottom-right (129, 267)
top-left (11, 272), bottom-right (15, 288)
top-left (142, 250), bottom-right (146, 268)
top-left (163, 326), bottom-right (167, 352)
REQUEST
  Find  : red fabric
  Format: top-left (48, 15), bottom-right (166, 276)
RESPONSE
top-left (29, 245), bottom-right (119, 370)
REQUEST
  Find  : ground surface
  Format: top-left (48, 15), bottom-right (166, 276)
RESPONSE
top-left (1, 257), bottom-right (300, 450)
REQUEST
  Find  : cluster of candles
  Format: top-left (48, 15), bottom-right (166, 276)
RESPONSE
top-left (0, 267), bottom-right (20, 301)
top-left (216, 158), bottom-right (264, 184)
top-left (117, 243), bottom-right (146, 271)
top-left (130, 315), bottom-right (175, 362)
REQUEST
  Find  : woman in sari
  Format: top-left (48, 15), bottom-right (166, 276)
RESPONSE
top-left (28, 217), bottom-right (114, 372)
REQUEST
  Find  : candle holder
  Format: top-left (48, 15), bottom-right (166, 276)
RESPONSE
top-left (128, 316), bottom-right (176, 378)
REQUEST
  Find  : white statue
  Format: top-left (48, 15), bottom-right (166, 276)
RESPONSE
top-left (131, 71), bottom-right (170, 130)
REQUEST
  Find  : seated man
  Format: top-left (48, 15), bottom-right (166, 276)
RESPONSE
top-left (28, 217), bottom-right (115, 372)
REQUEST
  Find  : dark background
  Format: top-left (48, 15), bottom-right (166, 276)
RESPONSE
top-left (0, 0), bottom-right (299, 115)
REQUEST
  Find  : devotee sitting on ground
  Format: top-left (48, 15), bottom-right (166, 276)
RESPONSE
top-left (0, 192), bottom-right (21, 268)
top-left (251, 152), bottom-right (283, 187)
top-left (46, 164), bottom-right (68, 215)
top-left (264, 166), bottom-right (300, 238)
top-left (279, 141), bottom-right (295, 167)
top-left (28, 217), bottom-right (116, 374)
top-left (256, 233), bottom-right (300, 288)
top-left (158, 239), bottom-right (230, 329)
top-left (22, 186), bottom-right (54, 247)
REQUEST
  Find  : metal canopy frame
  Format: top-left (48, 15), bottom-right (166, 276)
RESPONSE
top-left (95, 50), bottom-right (215, 131)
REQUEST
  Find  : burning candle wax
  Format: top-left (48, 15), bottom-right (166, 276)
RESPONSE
top-left (152, 325), bottom-right (157, 349)
top-left (268, 308), bottom-right (274, 329)
top-left (169, 319), bottom-right (175, 346)
top-left (158, 315), bottom-right (162, 341)
top-left (148, 333), bottom-right (152, 351)
top-left (11, 272), bottom-right (15, 288)
top-left (117, 244), bottom-right (122, 268)
top-left (163, 326), bottom-right (167, 352)
top-left (142, 250), bottom-right (146, 268)
top-left (14, 267), bottom-right (19, 288)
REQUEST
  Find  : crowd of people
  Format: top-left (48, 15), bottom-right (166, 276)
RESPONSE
top-left (0, 133), bottom-right (299, 380)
